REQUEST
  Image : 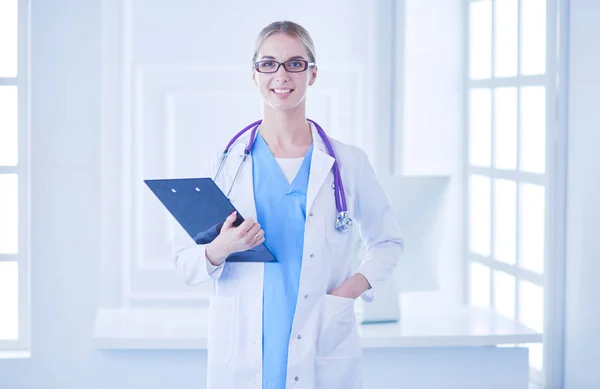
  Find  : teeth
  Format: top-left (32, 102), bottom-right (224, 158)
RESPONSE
top-left (273, 89), bottom-right (291, 93)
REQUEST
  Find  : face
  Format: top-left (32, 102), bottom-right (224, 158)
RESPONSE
top-left (252, 33), bottom-right (318, 113)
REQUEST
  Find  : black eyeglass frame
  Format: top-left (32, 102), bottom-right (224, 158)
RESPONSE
top-left (253, 59), bottom-right (316, 73)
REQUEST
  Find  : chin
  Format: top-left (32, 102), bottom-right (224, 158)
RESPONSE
top-left (265, 99), bottom-right (302, 113)
top-left (267, 96), bottom-right (306, 112)
top-left (260, 87), bottom-right (305, 109)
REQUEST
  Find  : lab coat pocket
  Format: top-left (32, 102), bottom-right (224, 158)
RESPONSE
top-left (314, 356), bottom-right (362, 389)
top-left (316, 294), bottom-right (362, 359)
top-left (207, 295), bottom-right (236, 363)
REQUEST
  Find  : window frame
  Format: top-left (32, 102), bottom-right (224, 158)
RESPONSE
top-left (0, 0), bottom-right (31, 354)
top-left (463, 0), bottom-right (561, 385)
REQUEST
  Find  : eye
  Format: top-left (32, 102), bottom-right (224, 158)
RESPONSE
top-left (261, 61), bottom-right (276, 67)
top-left (288, 61), bottom-right (303, 68)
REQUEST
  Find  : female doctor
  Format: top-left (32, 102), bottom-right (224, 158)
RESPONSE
top-left (173, 21), bottom-right (404, 389)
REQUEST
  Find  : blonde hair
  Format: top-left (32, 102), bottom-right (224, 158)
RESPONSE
top-left (252, 21), bottom-right (316, 64)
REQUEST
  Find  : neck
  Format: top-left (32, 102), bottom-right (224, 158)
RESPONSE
top-left (259, 105), bottom-right (312, 150)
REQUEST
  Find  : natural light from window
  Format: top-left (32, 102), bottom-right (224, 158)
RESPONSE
top-left (0, 0), bottom-right (29, 354)
top-left (0, 0), bottom-right (18, 78)
top-left (0, 86), bottom-right (19, 166)
top-left (0, 261), bottom-right (19, 340)
top-left (467, 0), bottom-right (551, 379)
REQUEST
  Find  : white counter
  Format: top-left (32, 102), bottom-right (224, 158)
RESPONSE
top-left (92, 306), bottom-right (541, 349)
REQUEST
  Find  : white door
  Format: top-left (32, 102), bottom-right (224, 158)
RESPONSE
top-left (100, 0), bottom-right (394, 307)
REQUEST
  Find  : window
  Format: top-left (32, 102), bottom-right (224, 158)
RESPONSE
top-left (0, 0), bottom-right (30, 356)
top-left (465, 0), bottom-right (557, 383)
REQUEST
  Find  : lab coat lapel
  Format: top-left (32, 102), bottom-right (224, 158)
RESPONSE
top-left (228, 124), bottom-right (333, 218)
top-left (306, 125), bottom-right (335, 213)
top-left (227, 134), bottom-right (258, 221)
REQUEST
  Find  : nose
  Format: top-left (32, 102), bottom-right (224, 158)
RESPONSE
top-left (274, 63), bottom-right (291, 82)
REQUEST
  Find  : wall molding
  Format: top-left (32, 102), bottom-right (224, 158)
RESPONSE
top-left (100, 0), bottom-right (387, 307)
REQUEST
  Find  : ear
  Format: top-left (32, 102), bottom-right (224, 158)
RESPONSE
top-left (252, 70), bottom-right (258, 87)
top-left (308, 65), bottom-right (318, 86)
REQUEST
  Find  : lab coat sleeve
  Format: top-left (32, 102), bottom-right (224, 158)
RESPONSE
top-left (354, 149), bottom-right (404, 302)
top-left (172, 152), bottom-right (226, 286)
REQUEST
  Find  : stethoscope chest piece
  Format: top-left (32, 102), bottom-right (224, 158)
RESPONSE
top-left (335, 212), bottom-right (354, 233)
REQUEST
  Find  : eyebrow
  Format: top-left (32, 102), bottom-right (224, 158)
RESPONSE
top-left (260, 55), bottom-right (306, 61)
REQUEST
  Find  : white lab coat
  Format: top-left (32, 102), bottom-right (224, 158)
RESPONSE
top-left (173, 124), bottom-right (404, 389)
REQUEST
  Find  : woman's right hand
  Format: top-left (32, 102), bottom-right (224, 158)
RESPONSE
top-left (206, 211), bottom-right (265, 266)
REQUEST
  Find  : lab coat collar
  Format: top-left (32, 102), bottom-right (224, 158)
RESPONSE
top-left (231, 121), bottom-right (335, 213)
top-left (307, 122), bottom-right (335, 213)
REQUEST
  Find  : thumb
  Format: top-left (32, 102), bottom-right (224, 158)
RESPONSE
top-left (221, 211), bottom-right (237, 231)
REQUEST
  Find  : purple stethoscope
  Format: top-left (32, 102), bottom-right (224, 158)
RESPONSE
top-left (213, 118), bottom-right (354, 233)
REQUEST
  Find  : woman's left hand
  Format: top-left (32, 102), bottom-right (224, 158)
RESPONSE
top-left (329, 273), bottom-right (371, 299)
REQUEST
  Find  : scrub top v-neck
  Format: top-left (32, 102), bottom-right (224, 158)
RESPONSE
top-left (251, 132), bottom-right (314, 389)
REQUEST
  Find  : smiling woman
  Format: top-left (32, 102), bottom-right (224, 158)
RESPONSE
top-left (251, 22), bottom-right (318, 120)
top-left (172, 19), bottom-right (404, 389)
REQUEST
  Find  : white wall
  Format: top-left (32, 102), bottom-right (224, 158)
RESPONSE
top-left (99, 0), bottom-right (390, 309)
top-left (399, 0), bottom-right (464, 311)
top-left (564, 1), bottom-right (600, 388)
top-left (0, 1), bottom-right (466, 387)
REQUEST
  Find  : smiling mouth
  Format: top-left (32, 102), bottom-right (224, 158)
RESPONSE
top-left (271, 88), bottom-right (294, 95)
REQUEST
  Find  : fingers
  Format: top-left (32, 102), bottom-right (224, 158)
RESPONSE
top-left (246, 222), bottom-right (262, 238)
top-left (227, 216), bottom-right (265, 248)
top-left (237, 217), bottom-right (259, 235)
top-left (246, 228), bottom-right (264, 246)
top-left (241, 223), bottom-right (262, 245)
top-left (221, 211), bottom-right (237, 231)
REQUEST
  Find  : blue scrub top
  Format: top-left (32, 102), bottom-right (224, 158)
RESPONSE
top-left (252, 133), bottom-right (313, 389)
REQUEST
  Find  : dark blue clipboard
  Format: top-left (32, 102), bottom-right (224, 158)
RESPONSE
top-left (144, 177), bottom-right (276, 263)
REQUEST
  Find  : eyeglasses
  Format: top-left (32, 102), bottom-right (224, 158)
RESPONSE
top-left (253, 59), bottom-right (315, 73)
